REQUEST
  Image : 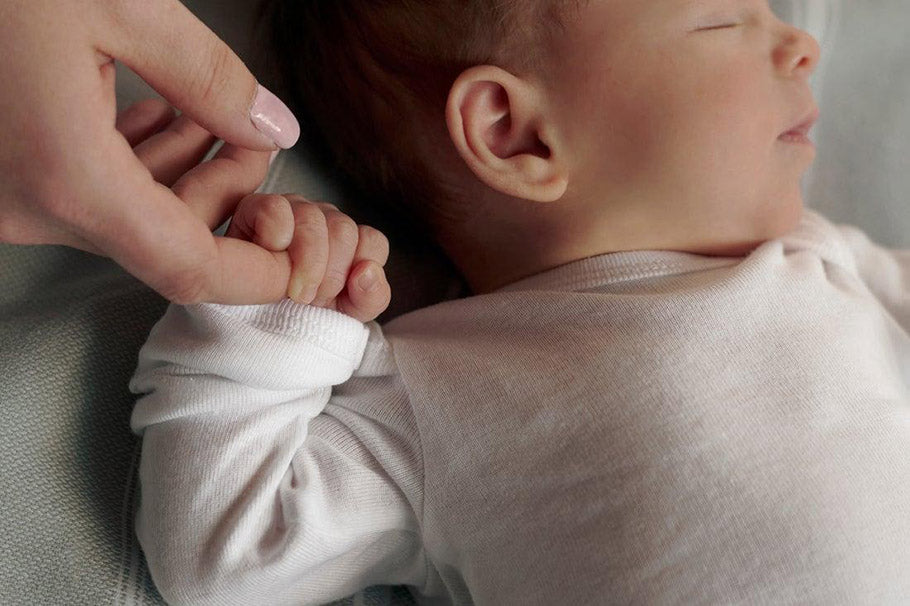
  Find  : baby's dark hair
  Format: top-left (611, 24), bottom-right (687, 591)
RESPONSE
top-left (254, 1), bottom-right (575, 237)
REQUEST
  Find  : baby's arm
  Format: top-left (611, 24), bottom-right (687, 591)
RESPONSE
top-left (124, 103), bottom-right (424, 605)
top-left (129, 303), bottom-right (425, 606)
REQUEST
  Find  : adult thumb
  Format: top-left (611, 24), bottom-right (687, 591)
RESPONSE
top-left (102, 0), bottom-right (300, 151)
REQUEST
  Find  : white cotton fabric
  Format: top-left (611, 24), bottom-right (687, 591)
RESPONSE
top-left (130, 207), bottom-right (910, 606)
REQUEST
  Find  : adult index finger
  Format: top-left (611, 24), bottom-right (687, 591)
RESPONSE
top-left (101, 0), bottom-right (300, 152)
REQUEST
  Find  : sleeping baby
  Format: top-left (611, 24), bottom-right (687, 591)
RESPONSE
top-left (128, 0), bottom-right (910, 604)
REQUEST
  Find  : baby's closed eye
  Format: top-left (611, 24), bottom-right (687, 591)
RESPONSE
top-left (689, 3), bottom-right (753, 32)
top-left (696, 21), bottom-right (741, 31)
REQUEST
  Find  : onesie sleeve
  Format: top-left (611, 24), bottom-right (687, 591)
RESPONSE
top-left (128, 300), bottom-right (425, 606)
top-left (834, 223), bottom-right (910, 333)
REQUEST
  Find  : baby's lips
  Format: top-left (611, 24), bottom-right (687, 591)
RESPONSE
top-left (781, 106), bottom-right (820, 138)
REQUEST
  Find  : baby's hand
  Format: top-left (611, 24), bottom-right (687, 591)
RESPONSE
top-left (225, 193), bottom-right (392, 323)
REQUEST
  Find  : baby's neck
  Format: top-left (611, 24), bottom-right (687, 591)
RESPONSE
top-left (437, 229), bottom-right (581, 295)
top-left (434, 198), bottom-right (766, 295)
top-left (433, 202), bottom-right (622, 295)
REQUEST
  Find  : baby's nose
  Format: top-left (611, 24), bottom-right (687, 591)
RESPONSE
top-left (775, 24), bottom-right (821, 79)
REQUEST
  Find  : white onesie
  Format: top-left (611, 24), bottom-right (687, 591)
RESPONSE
top-left (130, 208), bottom-right (910, 605)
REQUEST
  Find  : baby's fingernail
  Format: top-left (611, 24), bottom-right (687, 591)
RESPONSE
top-left (288, 278), bottom-right (317, 303)
top-left (357, 266), bottom-right (380, 292)
top-left (250, 84), bottom-right (301, 150)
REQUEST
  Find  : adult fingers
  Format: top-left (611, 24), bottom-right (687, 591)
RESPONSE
top-left (115, 98), bottom-right (177, 147)
top-left (309, 202), bottom-right (360, 308)
top-left (102, 0), bottom-right (300, 151)
top-left (171, 142), bottom-right (273, 231)
top-left (132, 114), bottom-right (218, 187)
top-left (335, 260), bottom-right (392, 323)
top-left (225, 194), bottom-right (295, 251)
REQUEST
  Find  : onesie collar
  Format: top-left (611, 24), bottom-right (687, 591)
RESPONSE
top-left (495, 207), bottom-right (856, 294)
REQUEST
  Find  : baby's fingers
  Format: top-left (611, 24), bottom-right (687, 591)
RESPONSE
top-left (336, 260), bottom-right (392, 323)
top-left (224, 194), bottom-right (295, 251)
top-left (334, 225), bottom-right (391, 322)
top-left (286, 200), bottom-right (330, 303)
top-left (309, 202), bottom-right (361, 308)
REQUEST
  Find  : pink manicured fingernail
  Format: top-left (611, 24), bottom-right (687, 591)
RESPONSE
top-left (250, 84), bottom-right (301, 149)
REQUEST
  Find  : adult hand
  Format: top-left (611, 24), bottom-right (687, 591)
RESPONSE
top-left (0, 0), bottom-right (301, 304)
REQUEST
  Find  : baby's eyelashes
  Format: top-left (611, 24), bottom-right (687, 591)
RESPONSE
top-left (696, 22), bottom-right (741, 31)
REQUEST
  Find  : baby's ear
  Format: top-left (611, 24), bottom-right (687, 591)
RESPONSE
top-left (445, 65), bottom-right (568, 202)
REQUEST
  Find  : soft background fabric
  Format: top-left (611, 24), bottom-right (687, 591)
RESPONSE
top-left (3, 0), bottom-right (910, 604)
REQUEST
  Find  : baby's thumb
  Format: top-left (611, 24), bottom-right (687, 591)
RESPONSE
top-left (336, 261), bottom-right (392, 323)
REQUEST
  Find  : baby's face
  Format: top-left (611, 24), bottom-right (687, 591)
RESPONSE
top-left (550, 0), bottom-right (821, 255)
